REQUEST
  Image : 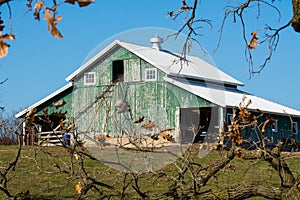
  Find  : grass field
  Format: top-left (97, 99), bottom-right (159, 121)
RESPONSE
top-left (0, 145), bottom-right (299, 199)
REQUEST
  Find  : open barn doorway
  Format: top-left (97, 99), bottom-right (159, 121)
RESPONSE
top-left (112, 60), bottom-right (124, 83)
top-left (180, 107), bottom-right (218, 143)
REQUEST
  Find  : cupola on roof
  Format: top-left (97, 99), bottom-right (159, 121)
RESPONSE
top-left (150, 34), bottom-right (163, 50)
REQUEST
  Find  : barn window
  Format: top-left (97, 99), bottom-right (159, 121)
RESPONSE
top-left (84, 72), bottom-right (96, 86)
top-left (112, 60), bottom-right (124, 83)
top-left (292, 122), bottom-right (298, 134)
top-left (145, 68), bottom-right (157, 81)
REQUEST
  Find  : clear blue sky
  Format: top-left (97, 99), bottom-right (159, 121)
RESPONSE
top-left (0, 0), bottom-right (299, 114)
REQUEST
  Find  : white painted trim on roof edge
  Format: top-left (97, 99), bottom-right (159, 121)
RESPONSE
top-left (15, 83), bottom-right (73, 118)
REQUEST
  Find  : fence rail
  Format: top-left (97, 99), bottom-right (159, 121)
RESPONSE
top-left (37, 131), bottom-right (66, 146)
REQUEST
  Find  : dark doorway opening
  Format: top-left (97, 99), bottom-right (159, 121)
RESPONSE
top-left (180, 107), bottom-right (218, 143)
top-left (112, 60), bottom-right (124, 83)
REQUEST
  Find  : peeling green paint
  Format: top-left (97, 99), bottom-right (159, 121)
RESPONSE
top-left (72, 46), bottom-right (213, 139)
top-left (29, 45), bottom-right (300, 143)
top-left (35, 87), bottom-right (73, 118)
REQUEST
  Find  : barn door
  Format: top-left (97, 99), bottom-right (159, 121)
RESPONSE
top-left (180, 107), bottom-right (218, 143)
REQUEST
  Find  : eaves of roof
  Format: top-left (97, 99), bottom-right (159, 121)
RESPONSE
top-left (15, 83), bottom-right (73, 118)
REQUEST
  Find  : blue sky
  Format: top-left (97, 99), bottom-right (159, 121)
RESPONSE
top-left (0, 0), bottom-right (299, 113)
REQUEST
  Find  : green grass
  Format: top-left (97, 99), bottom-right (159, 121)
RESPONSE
top-left (0, 145), bottom-right (299, 199)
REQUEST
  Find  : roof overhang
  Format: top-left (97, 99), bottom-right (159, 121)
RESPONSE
top-left (15, 83), bottom-right (73, 118)
top-left (164, 77), bottom-right (300, 117)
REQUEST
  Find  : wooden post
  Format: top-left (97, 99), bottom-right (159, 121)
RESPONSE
top-left (218, 107), bottom-right (225, 135)
top-left (22, 122), bottom-right (26, 146)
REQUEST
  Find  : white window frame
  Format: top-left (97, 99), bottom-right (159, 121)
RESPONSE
top-left (145, 68), bottom-right (157, 81)
top-left (272, 120), bottom-right (278, 132)
top-left (293, 122), bottom-right (298, 134)
top-left (84, 72), bottom-right (96, 86)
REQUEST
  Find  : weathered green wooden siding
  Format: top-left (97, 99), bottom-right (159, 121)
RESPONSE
top-left (73, 46), bottom-right (212, 139)
top-left (35, 87), bottom-right (73, 118)
top-left (265, 115), bottom-right (300, 142)
top-left (226, 108), bottom-right (300, 142)
top-left (73, 47), bottom-right (139, 136)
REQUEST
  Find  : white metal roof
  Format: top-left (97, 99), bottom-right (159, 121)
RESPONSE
top-left (164, 77), bottom-right (300, 117)
top-left (17, 39), bottom-right (300, 119)
top-left (66, 40), bottom-right (244, 86)
top-left (15, 83), bottom-right (73, 118)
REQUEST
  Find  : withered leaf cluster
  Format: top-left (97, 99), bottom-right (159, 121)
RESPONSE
top-left (27, 0), bottom-right (93, 40)
top-left (159, 132), bottom-right (174, 142)
top-left (0, 13), bottom-right (15, 58)
top-left (168, 0), bottom-right (193, 19)
top-left (223, 95), bottom-right (257, 145)
top-left (25, 101), bottom-right (71, 134)
top-left (30, 0), bottom-right (63, 39)
top-left (141, 120), bottom-right (157, 131)
top-left (223, 95), bottom-right (277, 147)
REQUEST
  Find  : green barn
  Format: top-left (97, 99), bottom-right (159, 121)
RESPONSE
top-left (16, 35), bottom-right (300, 147)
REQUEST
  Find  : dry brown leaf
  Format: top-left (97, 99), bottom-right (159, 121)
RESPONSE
top-left (133, 116), bottom-right (144, 123)
top-left (0, 34), bottom-right (14, 41)
top-left (44, 9), bottom-right (51, 31)
top-left (33, 0), bottom-right (45, 10)
top-left (248, 31), bottom-right (259, 50)
top-left (0, 34), bottom-right (15, 58)
top-left (142, 120), bottom-right (157, 130)
top-left (52, 100), bottom-right (66, 109)
top-left (245, 99), bottom-right (252, 108)
top-left (235, 136), bottom-right (243, 145)
top-left (59, 119), bottom-right (66, 129)
top-left (0, 41), bottom-right (9, 58)
top-left (161, 127), bottom-right (174, 132)
top-left (44, 9), bottom-right (63, 39)
top-left (55, 15), bottom-right (63, 22)
top-left (77, 0), bottom-right (94, 7)
top-left (51, 19), bottom-right (63, 39)
top-left (33, 0), bottom-right (45, 20)
top-left (75, 182), bottom-right (82, 194)
top-left (159, 132), bottom-right (174, 142)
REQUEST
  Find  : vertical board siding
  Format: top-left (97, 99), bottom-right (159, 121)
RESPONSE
top-left (73, 46), bottom-right (212, 140)
top-left (226, 108), bottom-right (300, 143)
top-left (36, 87), bottom-right (73, 118)
top-left (74, 47), bottom-right (138, 137)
